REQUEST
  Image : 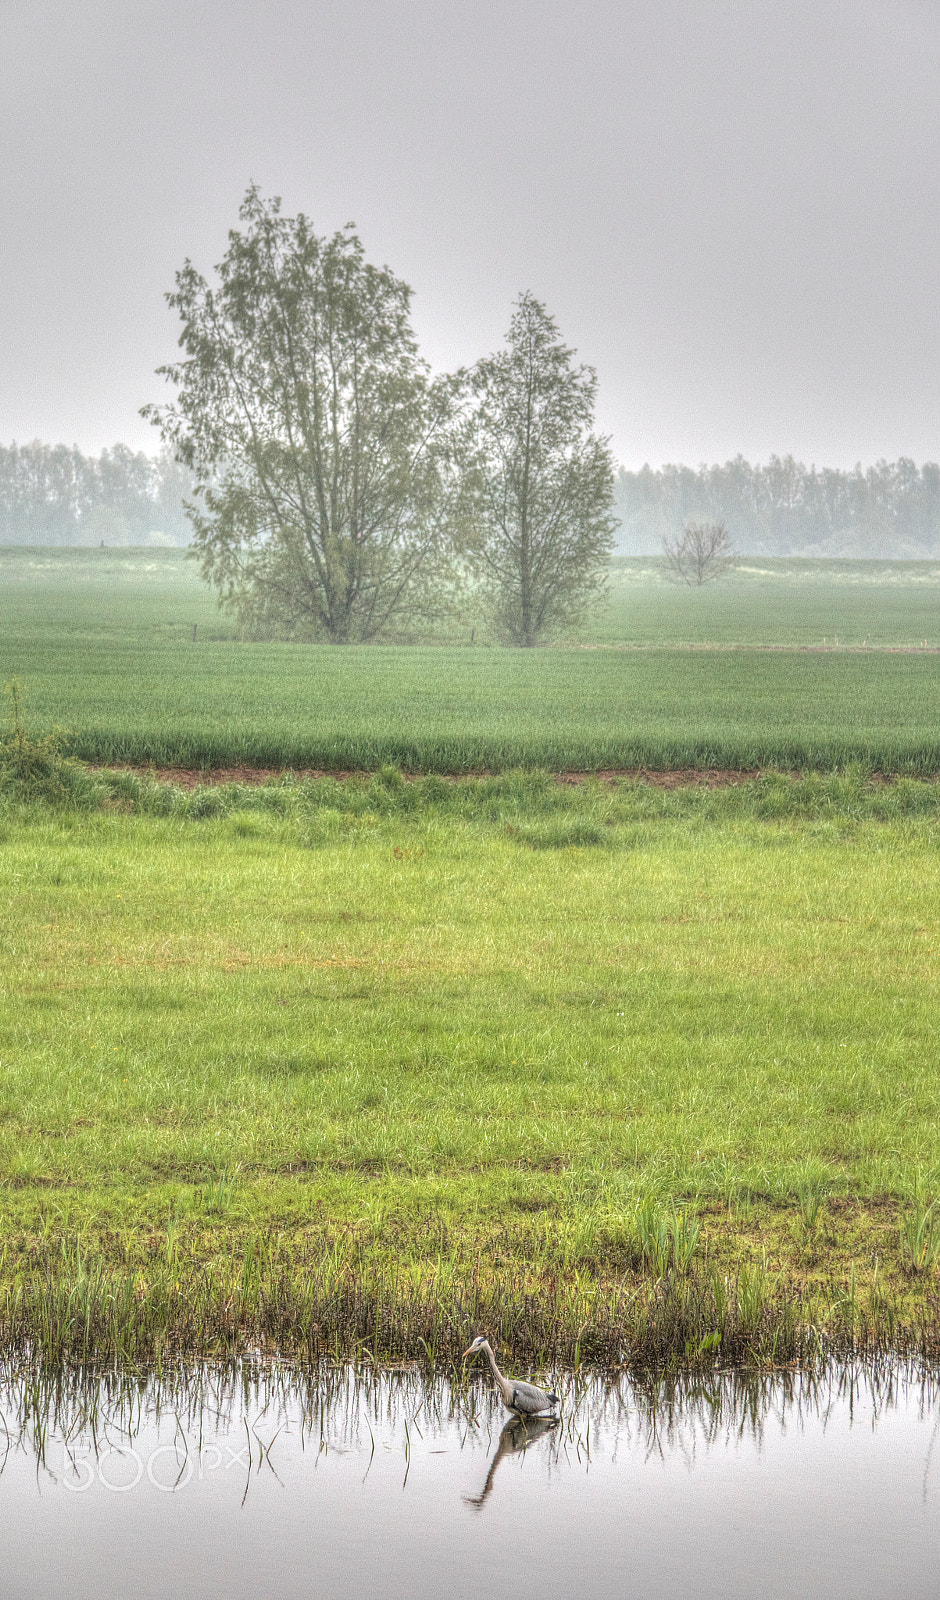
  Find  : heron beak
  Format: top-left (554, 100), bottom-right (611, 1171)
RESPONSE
top-left (462, 1345), bottom-right (477, 1358)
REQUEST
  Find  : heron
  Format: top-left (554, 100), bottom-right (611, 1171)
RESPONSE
top-left (462, 1335), bottom-right (560, 1416)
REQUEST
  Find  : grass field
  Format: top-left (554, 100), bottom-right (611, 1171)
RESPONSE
top-left (3, 550), bottom-right (940, 1370)
top-left (602, 555), bottom-right (940, 646)
top-left (2, 548), bottom-right (940, 772)
top-left (2, 766), bottom-right (940, 1367)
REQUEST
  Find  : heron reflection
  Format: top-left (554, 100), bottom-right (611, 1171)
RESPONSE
top-left (464, 1413), bottom-right (559, 1510)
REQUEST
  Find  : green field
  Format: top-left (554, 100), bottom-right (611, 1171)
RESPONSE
top-left (1, 765), bottom-right (940, 1366)
top-left (5, 773), bottom-right (939, 1200)
top-left (3, 550), bottom-right (940, 1369)
top-left (1, 547), bottom-right (940, 771)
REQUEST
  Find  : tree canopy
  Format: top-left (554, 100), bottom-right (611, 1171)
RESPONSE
top-left (144, 189), bottom-right (462, 641)
top-left (463, 294), bottom-right (615, 645)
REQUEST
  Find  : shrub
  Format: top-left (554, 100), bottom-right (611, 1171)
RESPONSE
top-left (0, 681), bottom-right (104, 809)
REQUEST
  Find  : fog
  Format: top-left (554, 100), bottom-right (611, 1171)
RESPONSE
top-left (1, 0), bottom-right (939, 469)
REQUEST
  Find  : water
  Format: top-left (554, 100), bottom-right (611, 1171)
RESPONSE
top-left (2, 1361), bottom-right (940, 1598)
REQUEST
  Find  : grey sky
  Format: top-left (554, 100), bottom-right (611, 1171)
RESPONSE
top-left (1, 0), bottom-right (938, 468)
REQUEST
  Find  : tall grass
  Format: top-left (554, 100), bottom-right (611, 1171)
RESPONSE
top-left (0, 1233), bottom-right (924, 1374)
top-left (0, 678), bottom-right (103, 807)
top-left (9, 754), bottom-right (940, 828)
top-left (899, 1197), bottom-right (940, 1274)
top-left (797, 1182), bottom-right (825, 1244)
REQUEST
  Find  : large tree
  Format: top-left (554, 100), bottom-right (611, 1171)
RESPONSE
top-left (464, 293), bottom-right (616, 645)
top-left (144, 189), bottom-right (462, 641)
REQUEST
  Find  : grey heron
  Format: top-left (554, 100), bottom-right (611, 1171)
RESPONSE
top-left (462, 1335), bottom-right (560, 1416)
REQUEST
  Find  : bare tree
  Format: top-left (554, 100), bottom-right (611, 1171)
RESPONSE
top-left (663, 519), bottom-right (736, 585)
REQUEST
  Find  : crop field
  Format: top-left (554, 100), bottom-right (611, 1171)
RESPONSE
top-left (1, 547), bottom-right (940, 771)
top-left (602, 554), bottom-right (940, 646)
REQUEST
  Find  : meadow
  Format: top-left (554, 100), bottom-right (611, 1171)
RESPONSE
top-left (1, 547), bottom-right (940, 772)
top-left (3, 549), bottom-right (940, 1370)
top-left (1, 763), bottom-right (940, 1367)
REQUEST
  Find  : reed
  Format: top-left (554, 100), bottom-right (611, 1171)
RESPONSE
top-left (633, 1200), bottom-right (700, 1277)
top-left (7, 1352), bottom-right (940, 1497)
top-left (797, 1182), bottom-right (825, 1243)
top-left (0, 1230), bottom-right (937, 1376)
top-left (899, 1197), bottom-right (940, 1274)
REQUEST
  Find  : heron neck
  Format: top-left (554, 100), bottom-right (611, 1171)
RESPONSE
top-left (484, 1341), bottom-right (507, 1390)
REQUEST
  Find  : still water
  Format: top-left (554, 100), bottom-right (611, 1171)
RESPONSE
top-left (2, 1361), bottom-right (939, 1598)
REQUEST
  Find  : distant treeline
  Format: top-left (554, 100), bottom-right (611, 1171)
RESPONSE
top-left (0, 441), bottom-right (193, 546)
top-left (615, 456), bottom-right (940, 558)
top-left (6, 441), bottom-right (940, 558)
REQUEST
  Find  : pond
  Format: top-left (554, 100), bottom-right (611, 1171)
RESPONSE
top-left (2, 1361), bottom-right (939, 1598)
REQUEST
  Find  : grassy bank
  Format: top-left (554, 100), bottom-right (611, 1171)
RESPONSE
top-left (3, 548), bottom-right (940, 772)
top-left (1, 765), bottom-right (940, 1367)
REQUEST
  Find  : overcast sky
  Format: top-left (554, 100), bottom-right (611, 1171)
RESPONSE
top-left (1, 0), bottom-right (939, 468)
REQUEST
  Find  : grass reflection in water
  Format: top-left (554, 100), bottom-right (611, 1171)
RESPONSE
top-left (1, 1357), bottom-right (938, 1496)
